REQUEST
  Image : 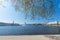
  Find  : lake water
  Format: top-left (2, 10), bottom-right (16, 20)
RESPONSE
top-left (0, 26), bottom-right (60, 35)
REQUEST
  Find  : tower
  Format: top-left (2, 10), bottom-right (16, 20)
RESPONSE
top-left (13, 20), bottom-right (14, 24)
top-left (25, 22), bottom-right (26, 25)
top-left (57, 21), bottom-right (59, 25)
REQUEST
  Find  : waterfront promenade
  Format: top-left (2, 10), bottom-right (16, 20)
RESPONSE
top-left (0, 35), bottom-right (60, 40)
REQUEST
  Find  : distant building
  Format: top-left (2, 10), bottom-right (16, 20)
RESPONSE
top-left (47, 21), bottom-right (57, 24)
top-left (25, 22), bottom-right (26, 25)
top-left (47, 21), bottom-right (60, 26)
top-left (13, 20), bottom-right (14, 24)
top-left (57, 21), bottom-right (59, 25)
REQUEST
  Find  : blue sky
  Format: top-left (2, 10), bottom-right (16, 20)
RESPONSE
top-left (0, 0), bottom-right (25, 24)
top-left (0, 0), bottom-right (60, 24)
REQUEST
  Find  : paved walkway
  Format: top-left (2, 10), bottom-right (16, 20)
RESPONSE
top-left (0, 35), bottom-right (59, 40)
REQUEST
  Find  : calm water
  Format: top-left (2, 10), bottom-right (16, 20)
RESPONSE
top-left (0, 26), bottom-right (60, 35)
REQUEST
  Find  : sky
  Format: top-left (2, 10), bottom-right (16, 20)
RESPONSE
top-left (0, 0), bottom-right (60, 24)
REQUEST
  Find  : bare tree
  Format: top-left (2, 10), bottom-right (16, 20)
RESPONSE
top-left (11, 0), bottom-right (55, 20)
